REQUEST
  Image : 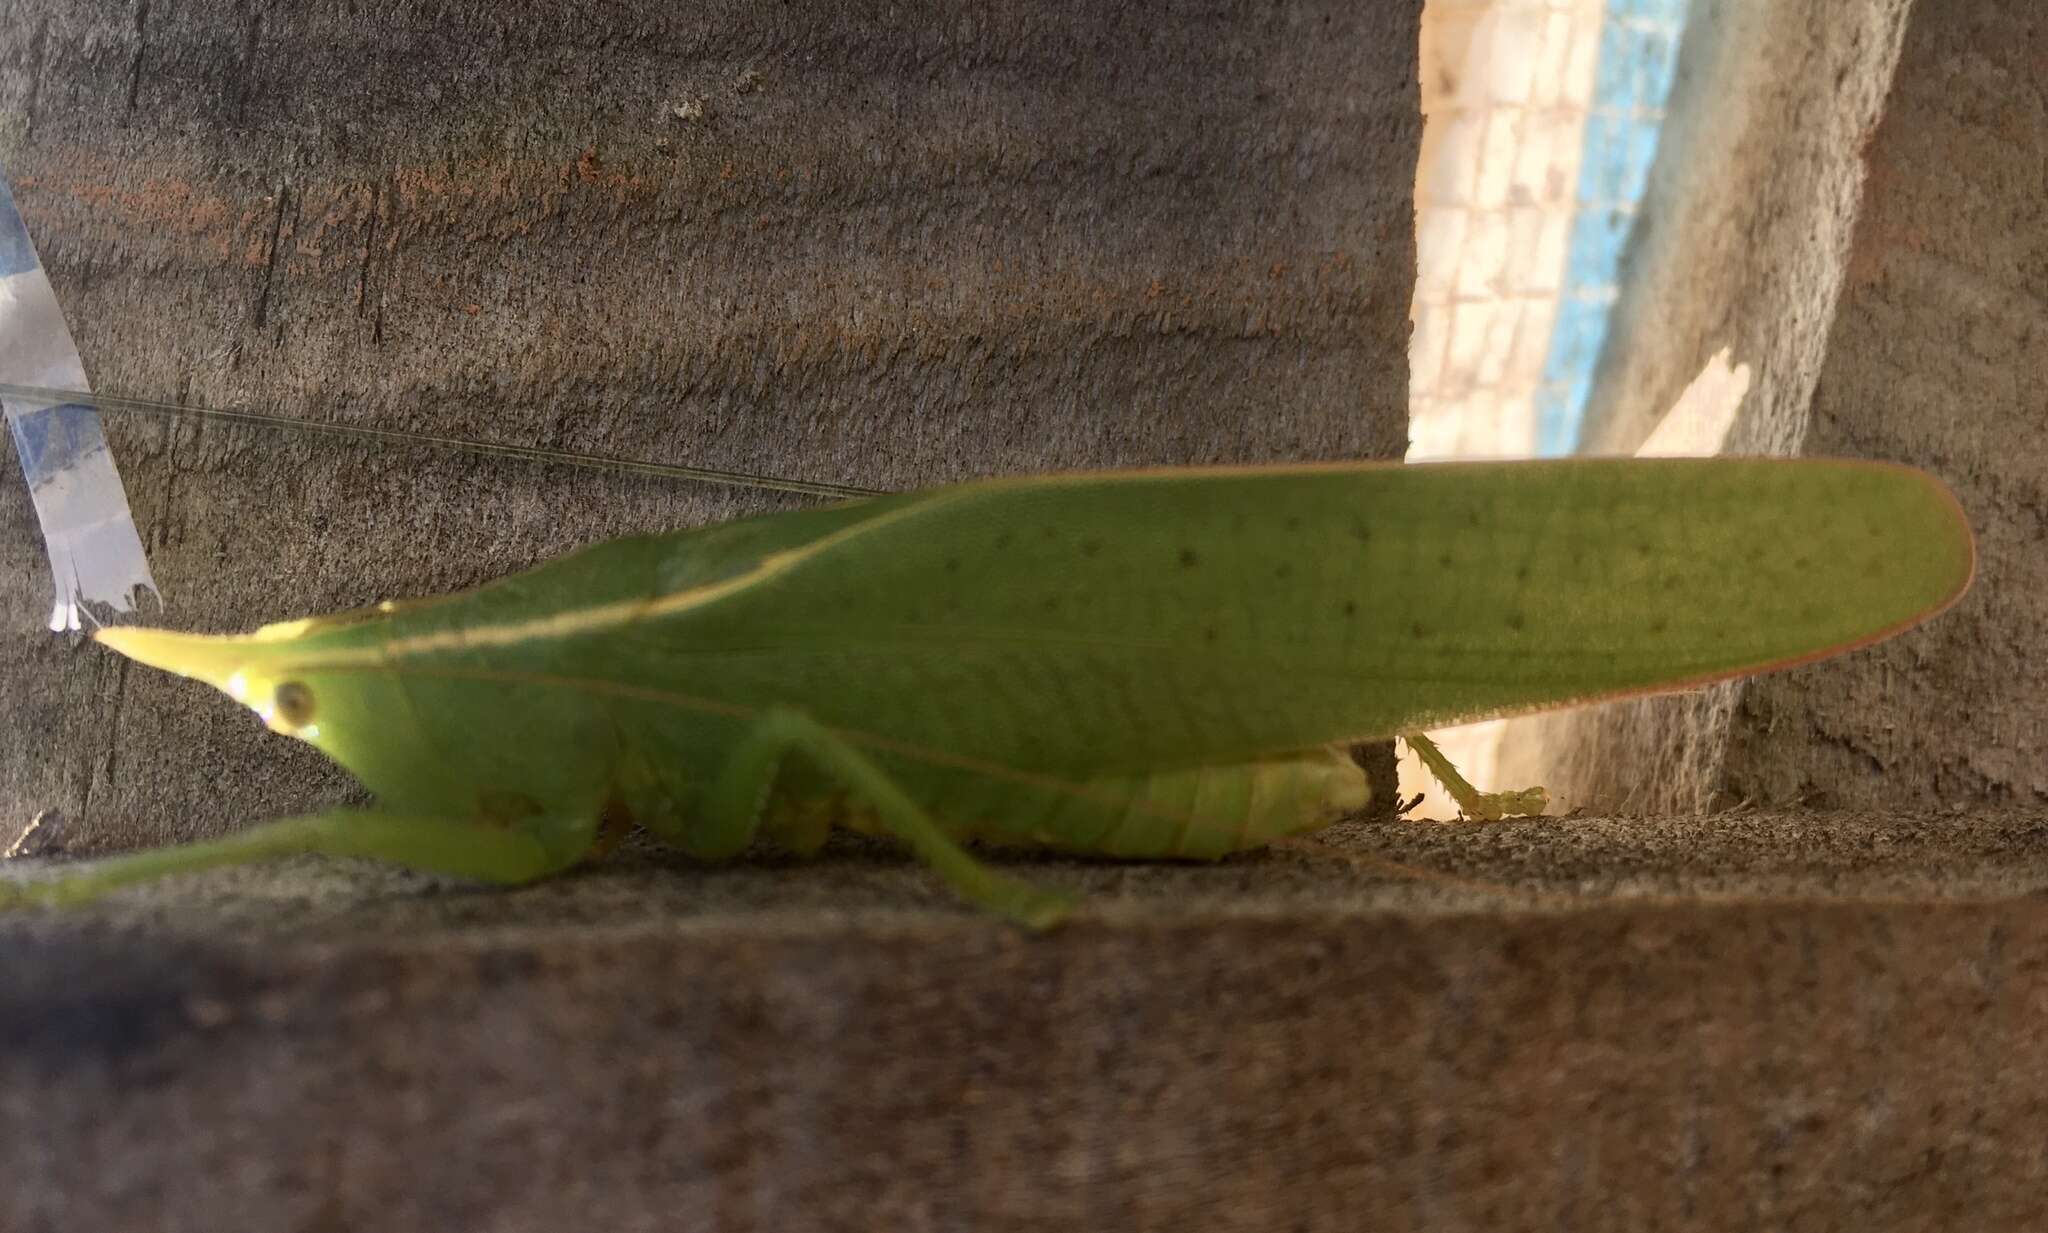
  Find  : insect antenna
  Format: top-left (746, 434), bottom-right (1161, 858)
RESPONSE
top-left (0, 381), bottom-right (884, 502)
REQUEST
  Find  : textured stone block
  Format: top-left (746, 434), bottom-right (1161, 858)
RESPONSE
top-left (8, 808), bottom-right (2048, 1230)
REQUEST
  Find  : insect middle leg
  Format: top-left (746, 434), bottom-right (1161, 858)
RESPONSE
top-left (653, 706), bottom-right (1076, 928)
top-left (0, 810), bottom-right (599, 907)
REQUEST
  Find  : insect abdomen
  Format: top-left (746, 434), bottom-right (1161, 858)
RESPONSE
top-left (821, 748), bottom-right (1370, 860)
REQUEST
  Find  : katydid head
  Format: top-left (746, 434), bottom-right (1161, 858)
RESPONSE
top-left (91, 619), bottom-right (470, 812)
top-left (97, 621), bottom-right (339, 740)
top-left (91, 588), bottom-right (461, 728)
top-left (95, 613), bottom-right (618, 819)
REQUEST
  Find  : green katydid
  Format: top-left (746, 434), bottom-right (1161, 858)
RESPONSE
top-left (0, 457), bottom-right (1974, 926)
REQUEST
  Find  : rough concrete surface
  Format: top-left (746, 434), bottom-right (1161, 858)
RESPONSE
top-left (0, 0), bottom-right (1420, 850)
top-left (1726, 0), bottom-right (2048, 813)
top-left (7, 808), bottom-right (2048, 1231)
top-left (1496, 0), bottom-right (1920, 814)
top-left (1573, 0), bottom-right (1913, 461)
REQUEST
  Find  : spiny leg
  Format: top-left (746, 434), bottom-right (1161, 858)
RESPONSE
top-left (671, 706), bottom-right (1075, 928)
top-left (0, 810), bottom-right (597, 908)
top-left (1401, 731), bottom-right (1549, 822)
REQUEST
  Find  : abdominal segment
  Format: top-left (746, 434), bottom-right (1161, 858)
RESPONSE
top-left (764, 748), bottom-right (1370, 861)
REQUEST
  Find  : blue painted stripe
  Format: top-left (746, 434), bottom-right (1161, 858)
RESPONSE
top-left (1534, 1), bottom-right (1688, 456)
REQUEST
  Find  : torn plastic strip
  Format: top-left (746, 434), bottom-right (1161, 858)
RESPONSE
top-left (0, 164), bottom-right (160, 632)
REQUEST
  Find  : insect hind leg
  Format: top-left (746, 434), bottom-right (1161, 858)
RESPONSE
top-left (678, 706), bottom-right (1075, 928)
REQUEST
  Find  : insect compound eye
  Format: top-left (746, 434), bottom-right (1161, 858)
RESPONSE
top-left (273, 680), bottom-right (318, 728)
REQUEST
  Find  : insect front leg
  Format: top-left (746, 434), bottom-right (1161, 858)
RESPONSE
top-left (673, 707), bottom-right (1075, 928)
top-left (0, 809), bottom-right (600, 907)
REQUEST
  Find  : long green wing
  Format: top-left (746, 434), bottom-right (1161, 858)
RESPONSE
top-left (611, 457), bottom-right (1970, 773)
top-left (102, 458), bottom-right (1973, 786)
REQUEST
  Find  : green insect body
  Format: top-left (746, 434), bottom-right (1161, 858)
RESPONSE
top-left (2, 458), bottom-right (1974, 925)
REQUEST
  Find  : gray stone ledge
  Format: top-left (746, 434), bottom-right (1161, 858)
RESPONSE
top-left (6, 807), bottom-right (2048, 1230)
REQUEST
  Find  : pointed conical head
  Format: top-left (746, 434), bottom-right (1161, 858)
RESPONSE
top-left (95, 621), bottom-right (330, 732)
top-left (91, 615), bottom-right (471, 812)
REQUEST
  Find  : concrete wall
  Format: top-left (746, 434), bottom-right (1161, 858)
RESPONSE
top-left (1573, 0), bottom-right (1913, 461)
top-left (1498, 0), bottom-right (1919, 813)
top-left (0, 0), bottom-right (1420, 850)
top-left (1722, 0), bottom-right (2046, 809)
